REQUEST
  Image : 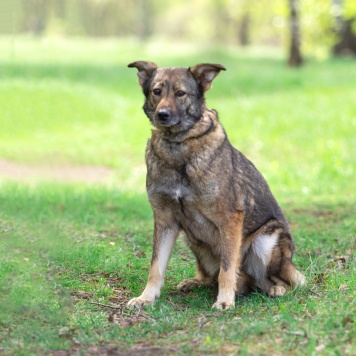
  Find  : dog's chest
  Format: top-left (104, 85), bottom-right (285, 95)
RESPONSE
top-left (147, 172), bottom-right (193, 206)
top-left (146, 136), bottom-right (222, 212)
top-left (147, 167), bottom-right (220, 246)
top-left (171, 184), bottom-right (188, 202)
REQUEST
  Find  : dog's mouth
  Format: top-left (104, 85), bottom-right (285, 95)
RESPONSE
top-left (154, 112), bottom-right (181, 128)
top-left (152, 111), bottom-right (203, 135)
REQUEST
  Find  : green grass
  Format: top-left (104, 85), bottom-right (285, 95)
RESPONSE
top-left (0, 37), bottom-right (355, 355)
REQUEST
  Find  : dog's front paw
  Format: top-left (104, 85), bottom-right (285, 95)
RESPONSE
top-left (127, 296), bottom-right (154, 308)
top-left (211, 301), bottom-right (235, 310)
top-left (268, 285), bottom-right (286, 297)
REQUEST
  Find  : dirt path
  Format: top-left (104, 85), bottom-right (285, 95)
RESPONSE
top-left (0, 158), bottom-right (112, 183)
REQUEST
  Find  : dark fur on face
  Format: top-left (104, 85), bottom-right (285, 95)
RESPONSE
top-left (127, 61), bottom-right (306, 311)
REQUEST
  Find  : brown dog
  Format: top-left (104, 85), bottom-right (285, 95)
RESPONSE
top-left (127, 61), bottom-right (305, 310)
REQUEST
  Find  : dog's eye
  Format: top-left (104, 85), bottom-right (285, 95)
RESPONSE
top-left (176, 90), bottom-right (186, 97)
top-left (153, 88), bottom-right (162, 96)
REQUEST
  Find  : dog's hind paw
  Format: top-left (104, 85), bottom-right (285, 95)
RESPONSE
top-left (127, 296), bottom-right (154, 309)
top-left (177, 278), bottom-right (201, 292)
top-left (177, 277), bottom-right (214, 292)
top-left (268, 285), bottom-right (286, 297)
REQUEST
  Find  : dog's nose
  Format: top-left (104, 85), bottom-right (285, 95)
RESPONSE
top-left (157, 109), bottom-right (171, 121)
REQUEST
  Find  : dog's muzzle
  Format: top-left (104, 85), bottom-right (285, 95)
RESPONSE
top-left (155, 109), bottom-right (181, 127)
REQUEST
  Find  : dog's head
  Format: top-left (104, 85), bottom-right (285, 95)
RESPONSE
top-left (128, 61), bottom-right (226, 133)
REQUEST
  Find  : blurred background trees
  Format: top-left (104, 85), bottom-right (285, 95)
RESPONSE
top-left (0, 0), bottom-right (355, 64)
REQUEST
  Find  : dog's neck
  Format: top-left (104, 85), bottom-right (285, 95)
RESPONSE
top-left (148, 108), bottom-right (226, 168)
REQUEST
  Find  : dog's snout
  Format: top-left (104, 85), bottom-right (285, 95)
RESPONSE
top-left (157, 109), bottom-right (171, 121)
top-left (155, 108), bottom-right (180, 127)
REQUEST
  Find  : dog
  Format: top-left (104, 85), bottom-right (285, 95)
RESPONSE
top-left (126, 61), bottom-right (305, 310)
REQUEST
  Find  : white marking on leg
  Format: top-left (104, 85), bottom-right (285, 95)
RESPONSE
top-left (127, 227), bottom-right (178, 308)
top-left (252, 234), bottom-right (278, 264)
top-left (157, 229), bottom-right (177, 277)
top-left (243, 234), bottom-right (278, 290)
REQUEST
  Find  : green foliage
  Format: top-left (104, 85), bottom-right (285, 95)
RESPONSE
top-left (301, 0), bottom-right (335, 58)
top-left (0, 38), bottom-right (355, 354)
top-left (344, 0), bottom-right (356, 19)
top-left (1, 0), bottom-right (356, 58)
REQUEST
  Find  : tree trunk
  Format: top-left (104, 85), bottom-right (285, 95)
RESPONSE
top-left (21, 0), bottom-right (49, 36)
top-left (238, 13), bottom-right (250, 46)
top-left (333, 18), bottom-right (356, 56)
top-left (288, 0), bottom-right (303, 67)
top-left (213, 0), bottom-right (229, 42)
top-left (138, 0), bottom-right (153, 41)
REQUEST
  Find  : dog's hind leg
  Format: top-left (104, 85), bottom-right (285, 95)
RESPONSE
top-left (242, 220), bottom-right (306, 297)
top-left (177, 247), bottom-right (220, 292)
top-left (267, 232), bottom-right (306, 297)
top-left (268, 267), bottom-right (306, 297)
top-left (235, 270), bottom-right (256, 295)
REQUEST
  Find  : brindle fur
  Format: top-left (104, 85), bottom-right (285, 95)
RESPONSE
top-left (127, 61), bottom-right (305, 310)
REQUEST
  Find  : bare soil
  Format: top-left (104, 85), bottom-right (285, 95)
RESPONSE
top-left (0, 158), bottom-right (112, 183)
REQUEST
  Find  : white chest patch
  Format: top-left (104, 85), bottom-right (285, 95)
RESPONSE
top-left (173, 187), bottom-right (182, 202)
top-left (170, 183), bottom-right (191, 203)
top-left (148, 183), bottom-right (190, 202)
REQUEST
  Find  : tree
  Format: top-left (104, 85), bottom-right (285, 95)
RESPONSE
top-left (213, 0), bottom-right (231, 42)
top-left (238, 13), bottom-right (250, 46)
top-left (137, 0), bottom-right (154, 41)
top-left (288, 0), bottom-right (303, 66)
top-left (332, 0), bottom-right (356, 56)
top-left (21, 0), bottom-right (49, 36)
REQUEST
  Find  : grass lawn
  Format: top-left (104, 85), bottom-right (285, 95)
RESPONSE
top-left (0, 37), bottom-right (355, 355)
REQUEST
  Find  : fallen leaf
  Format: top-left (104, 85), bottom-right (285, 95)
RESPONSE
top-left (315, 344), bottom-right (326, 352)
top-left (338, 283), bottom-right (347, 290)
top-left (134, 250), bottom-right (146, 258)
top-left (342, 315), bottom-right (353, 327)
top-left (312, 272), bottom-right (327, 284)
top-left (71, 290), bottom-right (92, 300)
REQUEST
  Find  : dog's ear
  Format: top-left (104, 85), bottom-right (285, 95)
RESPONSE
top-left (189, 63), bottom-right (226, 92)
top-left (128, 61), bottom-right (158, 87)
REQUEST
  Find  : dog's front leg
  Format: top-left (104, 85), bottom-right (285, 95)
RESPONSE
top-left (127, 218), bottom-right (179, 308)
top-left (212, 211), bottom-right (244, 310)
